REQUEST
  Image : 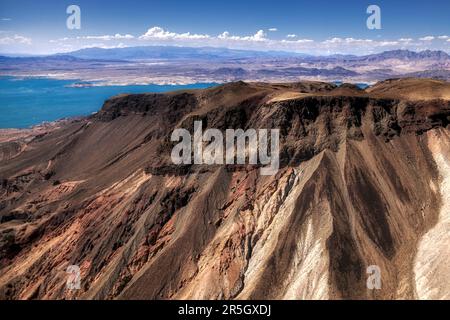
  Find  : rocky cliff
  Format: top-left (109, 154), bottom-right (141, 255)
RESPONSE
top-left (0, 78), bottom-right (449, 300)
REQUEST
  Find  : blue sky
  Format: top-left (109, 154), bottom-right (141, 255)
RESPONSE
top-left (0, 0), bottom-right (449, 55)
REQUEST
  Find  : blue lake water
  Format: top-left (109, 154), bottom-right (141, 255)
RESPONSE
top-left (0, 77), bottom-right (217, 129)
top-left (333, 81), bottom-right (369, 89)
top-left (0, 77), bottom-right (370, 129)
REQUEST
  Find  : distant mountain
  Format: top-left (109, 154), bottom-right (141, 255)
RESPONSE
top-left (210, 67), bottom-right (249, 77)
top-left (2, 47), bottom-right (448, 64)
top-left (63, 46), bottom-right (311, 61)
top-left (402, 69), bottom-right (450, 81)
top-left (1, 48), bottom-right (449, 84)
top-left (65, 47), bottom-right (449, 62)
top-left (359, 49), bottom-right (450, 62)
top-left (0, 55), bottom-right (125, 73)
top-left (0, 55), bottom-right (83, 62)
top-left (256, 66), bottom-right (359, 77)
top-left (0, 55), bottom-right (123, 64)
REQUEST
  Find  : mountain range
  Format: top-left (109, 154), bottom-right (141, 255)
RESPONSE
top-left (1, 48), bottom-right (449, 84)
top-left (60, 46), bottom-right (311, 60)
top-left (61, 47), bottom-right (449, 62)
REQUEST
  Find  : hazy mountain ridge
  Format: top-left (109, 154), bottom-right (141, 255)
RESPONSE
top-left (62, 47), bottom-right (450, 62)
top-left (61, 46), bottom-right (312, 60)
top-left (1, 48), bottom-right (449, 84)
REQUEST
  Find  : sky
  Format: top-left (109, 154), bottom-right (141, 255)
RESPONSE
top-left (0, 0), bottom-right (449, 55)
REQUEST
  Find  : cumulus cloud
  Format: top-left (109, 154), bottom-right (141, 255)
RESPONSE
top-left (419, 36), bottom-right (435, 41)
top-left (139, 26), bottom-right (210, 40)
top-left (218, 30), bottom-right (267, 42)
top-left (0, 34), bottom-right (31, 45)
top-left (55, 42), bottom-right (130, 53)
top-left (80, 34), bottom-right (134, 41)
top-left (268, 28), bottom-right (278, 32)
top-left (81, 42), bottom-right (128, 49)
top-left (40, 26), bottom-right (449, 56)
top-left (50, 34), bottom-right (134, 43)
top-left (323, 37), bottom-right (373, 44)
top-left (316, 37), bottom-right (414, 55)
top-left (323, 37), bottom-right (343, 44)
top-left (49, 37), bottom-right (69, 43)
top-left (378, 41), bottom-right (399, 46)
top-left (281, 38), bottom-right (313, 44)
top-left (132, 29), bottom-right (447, 54)
top-left (345, 38), bottom-right (374, 44)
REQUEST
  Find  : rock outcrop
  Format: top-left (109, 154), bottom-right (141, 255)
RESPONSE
top-left (0, 78), bottom-right (449, 300)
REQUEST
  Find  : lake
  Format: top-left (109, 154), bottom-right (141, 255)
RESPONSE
top-left (0, 77), bottom-right (217, 128)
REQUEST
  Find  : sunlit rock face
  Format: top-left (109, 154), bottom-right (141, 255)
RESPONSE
top-left (0, 79), bottom-right (449, 300)
top-left (414, 129), bottom-right (450, 300)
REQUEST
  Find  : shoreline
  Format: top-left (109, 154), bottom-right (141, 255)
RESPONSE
top-left (0, 118), bottom-right (82, 143)
top-left (0, 73), bottom-right (377, 87)
top-left (0, 73), bottom-right (223, 87)
top-left (0, 77), bottom-right (219, 130)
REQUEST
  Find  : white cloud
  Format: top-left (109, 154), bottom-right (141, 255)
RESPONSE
top-left (1, 18), bottom-right (12, 21)
top-left (139, 26), bottom-right (210, 40)
top-left (268, 28), bottom-right (278, 32)
top-left (0, 34), bottom-right (31, 45)
top-left (50, 34), bottom-right (134, 43)
top-left (345, 38), bottom-right (374, 44)
top-left (82, 43), bottom-right (128, 49)
top-left (218, 30), bottom-right (267, 42)
top-left (379, 41), bottom-right (399, 46)
top-left (281, 38), bottom-right (313, 44)
top-left (27, 25), bottom-right (450, 56)
top-left (80, 34), bottom-right (134, 41)
top-left (49, 37), bottom-right (70, 43)
top-left (249, 30), bottom-right (267, 42)
top-left (55, 42), bottom-right (130, 53)
top-left (323, 37), bottom-right (373, 44)
top-left (323, 37), bottom-right (343, 44)
top-left (317, 37), bottom-right (412, 55)
top-left (419, 36), bottom-right (435, 41)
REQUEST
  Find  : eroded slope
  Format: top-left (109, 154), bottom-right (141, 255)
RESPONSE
top-left (0, 79), bottom-right (449, 300)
